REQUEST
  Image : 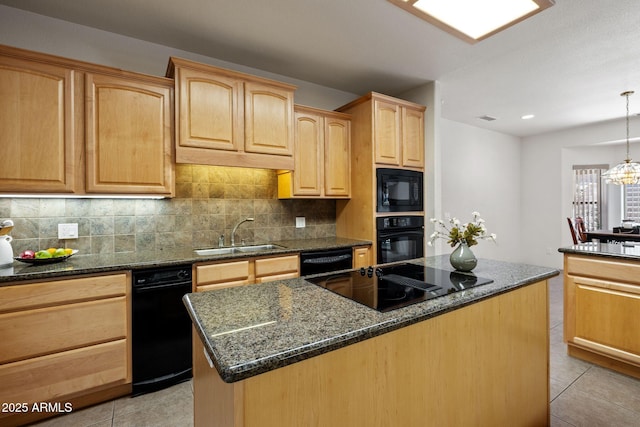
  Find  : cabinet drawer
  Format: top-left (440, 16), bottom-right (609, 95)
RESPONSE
top-left (0, 339), bottom-right (128, 406)
top-left (255, 255), bottom-right (299, 278)
top-left (566, 255), bottom-right (640, 285)
top-left (196, 260), bottom-right (252, 289)
top-left (0, 297), bottom-right (127, 364)
top-left (0, 273), bottom-right (128, 314)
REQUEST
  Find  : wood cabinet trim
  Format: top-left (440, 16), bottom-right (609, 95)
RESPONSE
top-left (167, 56), bottom-right (296, 91)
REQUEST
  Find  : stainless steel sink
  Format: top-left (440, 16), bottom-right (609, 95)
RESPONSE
top-left (194, 244), bottom-right (284, 256)
top-left (234, 244), bottom-right (283, 253)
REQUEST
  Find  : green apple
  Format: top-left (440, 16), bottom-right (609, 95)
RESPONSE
top-left (53, 248), bottom-right (67, 257)
top-left (35, 250), bottom-right (52, 259)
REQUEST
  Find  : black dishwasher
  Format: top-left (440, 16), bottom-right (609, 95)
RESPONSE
top-left (132, 265), bottom-right (193, 396)
top-left (300, 247), bottom-right (353, 276)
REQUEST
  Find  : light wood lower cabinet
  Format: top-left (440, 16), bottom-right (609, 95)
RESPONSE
top-left (195, 254), bottom-right (300, 292)
top-left (193, 280), bottom-right (549, 427)
top-left (352, 245), bottom-right (371, 269)
top-left (0, 272), bottom-right (131, 427)
top-left (564, 254), bottom-right (640, 378)
top-left (254, 255), bottom-right (299, 283)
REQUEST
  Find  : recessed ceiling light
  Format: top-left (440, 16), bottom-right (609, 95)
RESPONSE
top-left (521, 114), bottom-right (535, 120)
top-left (388, 0), bottom-right (555, 44)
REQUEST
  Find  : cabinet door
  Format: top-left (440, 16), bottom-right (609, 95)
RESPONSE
top-left (293, 110), bottom-right (322, 196)
top-left (244, 81), bottom-right (294, 157)
top-left (0, 56), bottom-right (81, 193)
top-left (196, 260), bottom-right (252, 291)
top-left (373, 99), bottom-right (401, 166)
top-left (175, 66), bottom-right (242, 151)
top-left (324, 116), bottom-right (351, 197)
top-left (401, 106), bottom-right (425, 168)
top-left (85, 73), bottom-right (174, 195)
top-left (566, 274), bottom-right (640, 365)
top-left (353, 246), bottom-right (371, 269)
top-left (254, 255), bottom-right (299, 283)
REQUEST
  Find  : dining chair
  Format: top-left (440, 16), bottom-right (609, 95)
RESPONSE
top-left (575, 217), bottom-right (587, 242)
top-left (567, 217), bottom-right (578, 244)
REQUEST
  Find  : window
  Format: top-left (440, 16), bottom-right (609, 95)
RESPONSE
top-left (572, 165), bottom-right (608, 230)
top-left (624, 184), bottom-right (640, 221)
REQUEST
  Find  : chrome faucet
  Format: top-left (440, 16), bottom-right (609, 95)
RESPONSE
top-left (231, 217), bottom-right (254, 246)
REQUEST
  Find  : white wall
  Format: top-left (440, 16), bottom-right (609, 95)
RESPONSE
top-left (435, 119), bottom-right (522, 263)
top-left (0, 5), bottom-right (357, 109)
top-left (522, 118), bottom-right (640, 269)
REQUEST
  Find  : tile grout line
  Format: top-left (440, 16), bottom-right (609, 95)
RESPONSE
top-left (549, 365), bottom-right (593, 404)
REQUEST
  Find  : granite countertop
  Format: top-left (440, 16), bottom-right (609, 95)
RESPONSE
top-left (0, 237), bottom-right (371, 284)
top-left (183, 255), bottom-right (559, 383)
top-left (558, 242), bottom-right (640, 260)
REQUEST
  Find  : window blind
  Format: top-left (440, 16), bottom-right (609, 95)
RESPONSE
top-left (572, 165), bottom-right (607, 231)
top-left (624, 184), bottom-right (640, 221)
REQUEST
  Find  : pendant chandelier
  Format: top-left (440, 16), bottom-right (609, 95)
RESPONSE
top-left (603, 90), bottom-right (640, 185)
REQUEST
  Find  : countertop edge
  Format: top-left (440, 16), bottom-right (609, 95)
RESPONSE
top-left (189, 264), bottom-right (559, 383)
top-left (0, 237), bottom-right (372, 284)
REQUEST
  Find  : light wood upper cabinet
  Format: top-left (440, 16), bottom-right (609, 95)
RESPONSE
top-left (173, 65), bottom-right (242, 151)
top-left (292, 109), bottom-right (323, 196)
top-left (402, 104), bottom-right (425, 168)
top-left (278, 105), bottom-right (351, 199)
top-left (0, 44), bottom-right (175, 197)
top-left (374, 99), bottom-right (401, 166)
top-left (0, 51), bottom-right (82, 193)
top-left (167, 57), bottom-right (296, 169)
top-left (244, 81), bottom-right (294, 156)
top-left (324, 115), bottom-right (351, 196)
top-left (85, 72), bottom-right (174, 196)
top-left (373, 95), bottom-right (425, 169)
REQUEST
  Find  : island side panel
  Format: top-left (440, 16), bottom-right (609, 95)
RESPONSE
top-left (194, 280), bottom-right (549, 427)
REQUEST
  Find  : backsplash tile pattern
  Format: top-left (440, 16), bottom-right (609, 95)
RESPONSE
top-left (0, 165), bottom-right (336, 255)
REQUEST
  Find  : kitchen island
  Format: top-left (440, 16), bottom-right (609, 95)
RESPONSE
top-left (183, 256), bottom-right (558, 427)
top-left (559, 243), bottom-right (640, 380)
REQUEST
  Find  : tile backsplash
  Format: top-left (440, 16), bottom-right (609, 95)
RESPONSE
top-left (0, 165), bottom-right (336, 255)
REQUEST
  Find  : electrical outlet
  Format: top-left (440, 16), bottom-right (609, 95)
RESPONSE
top-left (58, 223), bottom-right (78, 239)
top-left (295, 216), bottom-right (306, 228)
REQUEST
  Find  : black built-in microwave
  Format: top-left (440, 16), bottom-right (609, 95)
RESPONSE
top-left (376, 168), bottom-right (423, 212)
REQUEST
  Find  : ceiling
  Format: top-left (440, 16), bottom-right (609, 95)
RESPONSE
top-left (2, 0), bottom-right (640, 138)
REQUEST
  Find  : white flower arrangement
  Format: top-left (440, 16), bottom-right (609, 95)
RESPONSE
top-left (427, 211), bottom-right (497, 248)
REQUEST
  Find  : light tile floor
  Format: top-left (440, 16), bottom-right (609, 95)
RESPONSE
top-left (31, 273), bottom-right (640, 426)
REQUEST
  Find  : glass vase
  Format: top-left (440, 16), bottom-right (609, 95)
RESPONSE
top-left (449, 242), bottom-right (477, 272)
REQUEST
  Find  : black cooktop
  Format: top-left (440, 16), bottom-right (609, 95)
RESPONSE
top-left (307, 263), bottom-right (494, 312)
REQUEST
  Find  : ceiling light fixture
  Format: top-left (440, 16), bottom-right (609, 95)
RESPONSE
top-left (602, 91), bottom-right (640, 185)
top-left (521, 114), bottom-right (535, 120)
top-left (388, 0), bottom-right (555, 44)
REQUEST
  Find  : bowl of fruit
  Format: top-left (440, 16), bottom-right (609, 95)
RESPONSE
top-left (16, 247), bottom-right (78, 264)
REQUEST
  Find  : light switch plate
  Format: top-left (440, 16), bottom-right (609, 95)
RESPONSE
top-left (295, 216), bottom-right (306, 228)
top-left (58, 223), bottom-right (78, 239)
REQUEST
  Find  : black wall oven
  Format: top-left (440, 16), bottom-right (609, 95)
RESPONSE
top-left (377, 216), bottom-right (424, 264)
top-left (376, 168), bottom-right (423, 213)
